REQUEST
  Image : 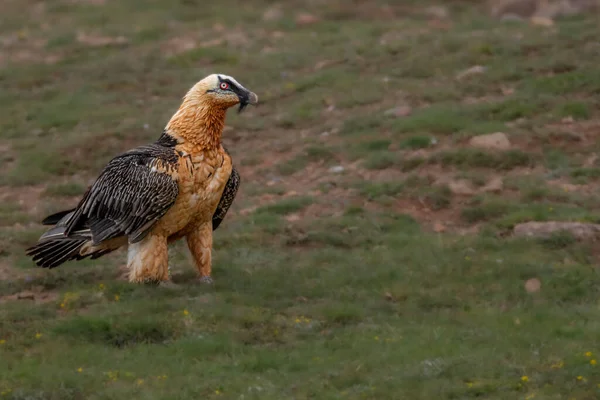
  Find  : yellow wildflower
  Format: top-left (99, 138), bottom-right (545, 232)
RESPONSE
top-left (591, 359), bottom-right (597, 366)
top-left (585, 351), bottom-right (592, 358)
top-left (551, 360), bottom-right (564, 369)
top-left (35, 333), bottom-right (42, 339)
top-left (521, 376), bottom-right (529, 382)
top-left (0, 339), bottom-right (5, 345)
top-left (215, 389), bottom-right (221, 395)
top-left (136, 379), bottom-right (144, 385)
top-left (77, 367), bottom-right (83, 373)
top-left (60, 303), bottom-right (65, 308)
top-left (525, 394), bottom-right (536, 400)
top-left (183, 309), bottom-right (189, 316)
top-left (374, 336), bottom-right (380, 341)
top-left (114, 295), bottom-right (120, 301)
top-left (466, 382), bottom-right (473, 388)
top-left (99, 283), bottom-right (105, 290)
top-left (577, 376), bottom-right (584, 381)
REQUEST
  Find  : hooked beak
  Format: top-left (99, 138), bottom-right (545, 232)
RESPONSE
top-left (238, 90), bottom-right (258, 113)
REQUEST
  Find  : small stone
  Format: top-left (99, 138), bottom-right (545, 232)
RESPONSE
top-left (448, 180), bottom-right (475, 196)
top-left (285, 214), bottom-right (301, 222)
top-left (469, 132), bottom-right (511, 151)
top-left (424, 5), bottom-right (449, 19)
top-left (583, 154), bottom-right (598, 167)
top-left (16, 291), bottom-right (35, 300)
top-left (384, 105), bottom-right (412, 117)
top-left (561, 116), bottom-right (574, 124)
top-left (433, 222), bottom-right (446, 233)
top-left (263, 6), bottom-right (283, 21)
top-left (530, 16), bottom-right (554, 26)
top-left (329, 165), bottom-right (344, 173)
top-left (295, 13), bottom-right (320, 26)
top-left (456, 65), bottom-right (486, 80)
top-left (481, 177), bottom-right (503, 193)
top-left (384, 292), bottom-right (395, 301)
top-left (239, 206), bottom-right (257, 216)
top-left (525, 278), bottom-right (541, 293)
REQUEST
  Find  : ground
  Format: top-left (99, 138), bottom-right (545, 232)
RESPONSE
top-left (1, 0), bottom-right (600, 399)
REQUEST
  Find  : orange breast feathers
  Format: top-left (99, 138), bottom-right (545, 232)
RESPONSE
top-left (152, 146), bottom-right (233, 238)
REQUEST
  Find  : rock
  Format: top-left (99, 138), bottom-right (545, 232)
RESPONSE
top-left (481, 177), bottom-right (503, 193)
top-left (583, 154), bottom-right (598, 167)
top-left (285, 214), bottom-right (301, 222)
top-left (469, 132), bottom-right (511, 151)
top-left (433, 222), bottom-right (446, 233)
top-left (16, 291), bottom-right (35, 300)
top-left (263, 6), bottom-right (283, 21)
top-left (530, 16), bottom-right (554, 26)
top-left (456, 65), bottom-right (486, 80)
top-left (513, 221), bottom-right (600, 241)
top-left (329, 165), bottom-right (344, 173)
top-left (295, 13), bottom-right (320, 26)
top-left (424, 5), bottom-right (450, 19)
top-left (448, 180), bottom-right (475, 196)
top-left (525, 278), bottom-right (541, 293)
top-left (384, 105), bottom-right (412, 117)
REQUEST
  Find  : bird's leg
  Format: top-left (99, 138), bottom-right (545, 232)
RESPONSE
top-left (186, 223), bottom-right (214, 284)
top-left (127, 234), bottom-right (170, 284)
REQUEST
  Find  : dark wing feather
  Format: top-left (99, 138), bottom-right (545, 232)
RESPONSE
top-left (212, 167), bottom-right (240, 230)
top-left (64, 143), bottom-right (179, 244)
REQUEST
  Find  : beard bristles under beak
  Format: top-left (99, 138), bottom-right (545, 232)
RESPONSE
top-left (238, 102), bottom-right (248, 114)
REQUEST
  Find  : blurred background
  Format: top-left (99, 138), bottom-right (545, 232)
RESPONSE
top-left (1, 0), bottom-right (600, 398)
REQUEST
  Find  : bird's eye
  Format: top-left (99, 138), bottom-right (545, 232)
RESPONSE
top-left (220, 82), bottom-right (230, 90)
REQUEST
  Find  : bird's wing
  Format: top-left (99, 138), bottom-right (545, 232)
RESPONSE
top-left (212, 166), bottom-right (240, 231)
top-left (64, 144), bottom-right (180, 244)
top-left (212, 146), bottom-right (240, 231)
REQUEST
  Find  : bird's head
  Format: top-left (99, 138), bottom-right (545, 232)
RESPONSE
top-left (185, 73), bottom-right (258, 113)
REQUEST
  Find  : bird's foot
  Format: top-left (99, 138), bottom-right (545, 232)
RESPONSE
top-left (198, 276), bottom-right (213, 285)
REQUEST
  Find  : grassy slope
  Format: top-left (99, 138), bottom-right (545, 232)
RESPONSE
top-left (1, 1), bottom-right (600, 399)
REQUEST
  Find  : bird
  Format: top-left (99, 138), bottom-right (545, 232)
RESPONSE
top-left (25, 73), bottom-right (258, 285)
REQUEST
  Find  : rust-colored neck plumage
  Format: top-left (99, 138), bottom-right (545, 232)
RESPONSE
top-left (165, 97), bottom-right (226, 150)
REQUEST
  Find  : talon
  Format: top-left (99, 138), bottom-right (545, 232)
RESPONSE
top-left (199, 276), bottom-right (213, 285)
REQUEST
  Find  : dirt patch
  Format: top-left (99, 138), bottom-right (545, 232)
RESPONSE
top-left (0, 285), bottom-right (59, 305)
top-left (0, 184), bottom-right (46, 214)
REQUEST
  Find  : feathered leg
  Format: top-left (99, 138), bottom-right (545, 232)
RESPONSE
top-left (186, 223), bottom-right (213, 284)
top-left (127, 234), bottom-right (170, 283)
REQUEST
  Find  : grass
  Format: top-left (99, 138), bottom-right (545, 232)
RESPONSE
top-left (2, 0), bottom-right (600, 398)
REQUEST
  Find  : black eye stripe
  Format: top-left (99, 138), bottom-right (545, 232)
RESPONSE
top-left (217, 76), bottom-right (245, 95)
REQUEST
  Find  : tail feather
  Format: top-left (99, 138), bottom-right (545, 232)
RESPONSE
top-left (29, 209), bottom-right (122, 269)
top-left (26, 238), bottom-right (87, 269)
top-left (41, 209), bottom-right (75, 225)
